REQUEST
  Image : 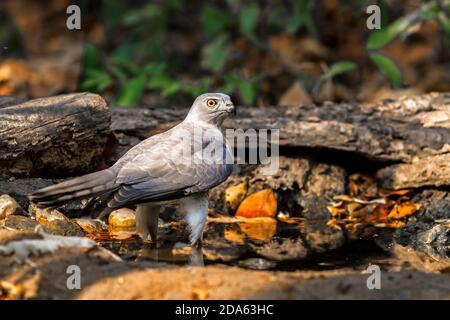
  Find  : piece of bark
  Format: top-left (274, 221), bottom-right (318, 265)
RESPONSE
top-left (111, 93), bottom-right (450, 163)
top-left (377, 154), bottom-right (450, 189)
top-left (0, 92), bottom-right (110, 178)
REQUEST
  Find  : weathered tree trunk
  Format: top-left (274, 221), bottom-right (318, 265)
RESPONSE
top-left (0, 93), bottom-right (111, 178)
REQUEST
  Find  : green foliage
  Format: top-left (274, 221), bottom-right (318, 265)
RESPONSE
top-left (219, 73), bottom-right (265, 106)
top-left (80, 1), bottom-right (322, 107)
top-left (239, 3), bottom-right (260, 38)
top-left (365, 1), bottom-right (449, 88)
top-left (314, 61), bottom-right (358, 94)
top-left (201, 35), bottom-right (231, 72)
top-left (201, 5), bottom-right (232, 37)
top-left (369, 53), bottom-right (402, 89)
top-left (320, 61), bottom-right (358, 81)
top-left (116, 74), bottom-right (147, 107)
top-left (367, 18), bottom-right (410, 50)
top-left (286, 0), bottom-right (317, 36)
top-left (79, 1), bottom-right (447, 107)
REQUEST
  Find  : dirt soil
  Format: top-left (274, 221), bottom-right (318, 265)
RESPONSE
top-left (1, 229), bottom-right (450, 300)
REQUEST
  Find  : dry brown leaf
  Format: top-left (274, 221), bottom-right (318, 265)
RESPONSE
top-left (279, 82), bottom-right (312, 106)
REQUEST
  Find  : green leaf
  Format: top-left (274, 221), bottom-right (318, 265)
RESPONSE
top-left (144, 62), bottom-right (167, 76)
top-left (286, 0), bottom-right (313, 33)
top-left (437, 11), bottom-right (450, 34)
top-left (237, 80), bottom-right (257, 105)
top-left (102, 0), bottom-right (127, 28)
top-left (112, 56), bottom-right (141, 76)
top-left (369, 53), bottom-right (403, 89)
top-left (161, 81), bottom-right (181, 97)
top-left (82, 43), bottom-right (103, 72)
top-left (80, 70), bottom-right (113, 92)
top-left (201, 4), bottom-right (232, 37)
top-left (367, 18), bottom-right (410, 50)
top-left (239, 3), bottom-right (260, 37)
top-left (201, 35), bottom-right (230, 72)
top-left (268, 5), bottom-right (287, 31)
top-left (116, 74), bottom-right (147, 107)
top-left (321, 61), bottom-right (358, 80)
top-left (218, 74), bottom-right (239, 95)
top-left (147, 73), bottom-right (172, 90)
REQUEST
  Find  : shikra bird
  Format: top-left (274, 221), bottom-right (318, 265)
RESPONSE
top-left (28, 93), bottom-right (235, 246)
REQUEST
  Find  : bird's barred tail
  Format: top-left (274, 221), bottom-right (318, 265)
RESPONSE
top-left (28, 169), bottom-right (118, 208)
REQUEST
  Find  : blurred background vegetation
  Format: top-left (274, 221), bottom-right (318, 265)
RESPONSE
top-left (0, 0), bottom-right (449, 107)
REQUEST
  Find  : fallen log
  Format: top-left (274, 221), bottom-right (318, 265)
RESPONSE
top-left (111, 92), bottom-right (450, 189)
top-left (111, 93), bottom-right (450, 162)
top-left (0, 93), bottom-right (111, 178)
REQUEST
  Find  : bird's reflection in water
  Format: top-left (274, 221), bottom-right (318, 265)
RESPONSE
top-left (137, 244), bottom-right (204, 267)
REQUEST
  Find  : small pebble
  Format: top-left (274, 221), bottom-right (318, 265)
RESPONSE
top-left (74, 218), bottom-right (108, 234)
top-left (29, 204), bottom-right (84, 236)
top-left (238, 258), bottom-right (277, 270)
top-left (0, 195), bottom-right (21, 220)
top-left (4, 215), bottom-right (38, 232)
top-left (109, 208), bottom-right (136, 229)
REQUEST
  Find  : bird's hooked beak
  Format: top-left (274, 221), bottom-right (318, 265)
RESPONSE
top-left (225, 101), bottom-right (236, 115)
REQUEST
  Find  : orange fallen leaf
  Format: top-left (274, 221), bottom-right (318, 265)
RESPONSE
top-left (388, 202), bottom-right (421, 219)
top-left (236, 189), bottom-right (277, 218)
top-left (387, 189), bottom-right (413, 197)
top-left (238, 218), bottom-right (277, 242)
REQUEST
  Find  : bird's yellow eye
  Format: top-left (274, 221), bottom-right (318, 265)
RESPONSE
top-left (206, 99), bottom-right (217, 108)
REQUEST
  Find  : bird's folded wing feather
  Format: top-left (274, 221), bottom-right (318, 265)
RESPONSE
top-left (108, 127), bottom-right (232, 208)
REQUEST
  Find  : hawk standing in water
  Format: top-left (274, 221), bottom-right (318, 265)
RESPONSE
top-left (29, 93), bottom-right (235, 246)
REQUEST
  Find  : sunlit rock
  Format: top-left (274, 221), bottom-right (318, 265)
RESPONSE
top-left (0, 195), bottom-right (22, 220)
top-left (109, 208), bottom-right (136, 230)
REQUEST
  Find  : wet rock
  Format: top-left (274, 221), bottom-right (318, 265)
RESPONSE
top-left (253, 237), bottom-right (308, 261)
top-left (73, 218), bottom-right (108, 234)
top-left (108, 208), bottom-right (136, 230)
top-left (238, 258), bottom-right (277, 270)
top-left (0, 178), bottom-right (90, 218)
top-left (305, 227), bottom-right (346, 254)
top-left (0, 195), bottom-right (23, 220)
top-left (4, 215), bottom-right (38, 232)
top-left (203, 239), bottom-right (247, 262)
top-left (30, 205), bottom-right (84, 237)
top-left (393, 190), bottom-right (450, 261)
top-left (0, 178), bottom-right (56, 209)
top-left (236, 189), bottom-right (277, 218)
top-left (0, 230), bottom-right (97, 262)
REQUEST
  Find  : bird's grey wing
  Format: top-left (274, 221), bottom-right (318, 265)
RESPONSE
top-left (107, 130), bottom-right (232, 208)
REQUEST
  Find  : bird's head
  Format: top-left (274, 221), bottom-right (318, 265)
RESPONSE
top-left (185, 93), bottom-right (235, 125)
